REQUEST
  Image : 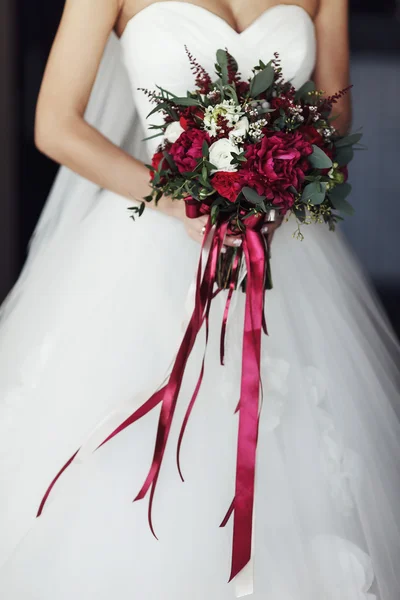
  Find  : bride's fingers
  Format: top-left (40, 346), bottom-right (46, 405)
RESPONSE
top-left (224, 235), bottom-right (242, 248)
top-left (184, 215), bottom-right (209, 243)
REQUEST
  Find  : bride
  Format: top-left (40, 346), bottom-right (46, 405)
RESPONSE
top-left (1, 0), bottom-right (400, 598)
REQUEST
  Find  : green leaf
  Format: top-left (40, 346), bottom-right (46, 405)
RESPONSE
top-left (294, 205), bottom-right (306, 222)
top-left (163, 151), bottom-right (176, 171)
top-left (242, 186), bottom-right (266, 205)
top-left (216, 49), bottom-right (229, 85)
top-left (329, 183), bottom-right (353, 215)
top-left (146, 102), bottom-right (171, 118)
top-left (211, 203), bottom-right (220, 224)
top-left (224, 84), bottom-right (239, 104)
top-left (301, 181), bottom-right (328, 205)
top-left (329, 182), bottom-right (352, 202)
top-left (294, 80), bottom-right (316, 102)
top-left (330, 195), bottom-right (354, 215)
top-left (155, 85), bottom-right (178, 98)
top-left (202, 140), bottom-right (209, 158)
top-left (335, 145), bottom-right (354, 167)
top-left (173, 96), bottom-right (200, 106)
top-left (142, 132), bottom-right (164, 142)
top-left (249, 64), bottom-right (275, 97)
top-left (335, 133), bottom-right (363, 148)
top-left (309, 145), bottom-right (333, 169)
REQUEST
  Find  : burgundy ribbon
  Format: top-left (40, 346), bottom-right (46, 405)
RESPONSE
top-left (38, 197), bottom-right (268, 585)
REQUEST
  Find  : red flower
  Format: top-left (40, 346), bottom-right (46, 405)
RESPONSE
top-left (236, 80), bottom-right (250, 97)
top-left (270, 96), bottom-right (291, 111)
top-left (211, 172), bottom-right (242, 202)
top-left (179, 117), bottom-right (189, 130)
top-left (179, 106), bottom-right (205, 129)
top-left (300, 125), bottom-right (324, 147)
top-left (150, 151), bottom-right (165, 180)
top-left (240, 131), bottom-right (313, 210)
top-left (169, 129), bottom-right (209, 173)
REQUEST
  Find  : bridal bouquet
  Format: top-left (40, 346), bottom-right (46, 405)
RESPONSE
top-left (133, 48), bottom-right (361, 290)
top-left (39, 49), bottom-right (362, 587)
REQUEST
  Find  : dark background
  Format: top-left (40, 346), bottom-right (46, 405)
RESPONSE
top-left (1, 0), bottom-right (400, 332)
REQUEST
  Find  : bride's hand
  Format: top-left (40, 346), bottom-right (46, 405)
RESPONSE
top-left (173, 200), bottom-right (283, 247)
top-left (173, 201), bottom-right (243, 247)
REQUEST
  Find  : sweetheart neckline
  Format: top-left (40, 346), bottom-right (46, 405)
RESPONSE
top-left (119, 2), bottom-right (314, 42)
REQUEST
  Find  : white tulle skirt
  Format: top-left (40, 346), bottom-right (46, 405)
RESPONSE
top-left (0, 189), bottom-right (399, 600)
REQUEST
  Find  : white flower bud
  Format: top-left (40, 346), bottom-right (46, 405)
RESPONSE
top-left (164, 121), bottom-right (184, 143)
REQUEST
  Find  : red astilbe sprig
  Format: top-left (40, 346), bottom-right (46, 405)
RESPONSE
top-left (325, 85), bottom-right (353, 106)
top-left (272, 52), bottom-right (284, 85)
top-left (226, 50), bottom-right (241, 84)
top-left (225, 49), bottom-right (250, 97)
top-left (137, 87), bottom-right (165, 105)
top-left (185, 46), bottom-right (212, 94)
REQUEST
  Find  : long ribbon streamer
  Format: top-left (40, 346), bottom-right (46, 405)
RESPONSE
top-left (37, 203), bottom-right (268, 590)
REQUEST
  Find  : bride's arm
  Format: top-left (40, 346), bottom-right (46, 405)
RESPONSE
top-left (34, 0), bottom-right (182, 220)
top-left (313, 0), bottom-right (352, 135)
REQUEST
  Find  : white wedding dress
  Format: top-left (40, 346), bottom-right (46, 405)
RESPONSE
top-left (0, 4), bottom-right (400, 599)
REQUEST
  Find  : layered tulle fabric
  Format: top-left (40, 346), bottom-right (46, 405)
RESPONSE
top-left (1, 4), bottom-right (400, 599)
top-left (1, 197), bottom-right (400, 599)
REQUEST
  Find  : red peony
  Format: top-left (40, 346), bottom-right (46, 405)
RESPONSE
top-left (169, 129), bottom-right (210, 173)
top-left (240, 131), bottom-right (313, 210)
top-left (211, 171), bottom-right (242, 202)
top-left (150, 151), bottom-right (165, 180)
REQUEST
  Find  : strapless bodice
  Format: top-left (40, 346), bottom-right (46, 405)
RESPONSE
top-left (120, 2), bottom-right (316, 154)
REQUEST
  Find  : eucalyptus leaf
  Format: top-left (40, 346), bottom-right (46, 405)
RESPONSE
top-left (242, 186), bottom-right (266, 205)
top-left (301, 181), bottom-right (328, 205)
top-left (216, 49), bottom-right (229, 85)
top-left (335, 133), bottom-right (363, 148)
top-left (330, 195), bottom-right (354, 215)
top-left (335, 145), bottom-right (354, 167)
top-left (309, 145), bottom-right (333, 169)
top-left (294, 80), bottom-right (316, 102)
top-left (329, 182), bottom-right (352, 203)
top-left (250, 64), bottom-right (275, 97)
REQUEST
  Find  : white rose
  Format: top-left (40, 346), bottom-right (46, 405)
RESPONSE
top-left (229, 116), bottom-right (249, 141)
top-left (164, 121), bottom-right (184, 143)
top-left (209, 138), bottom-right (239, 173)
